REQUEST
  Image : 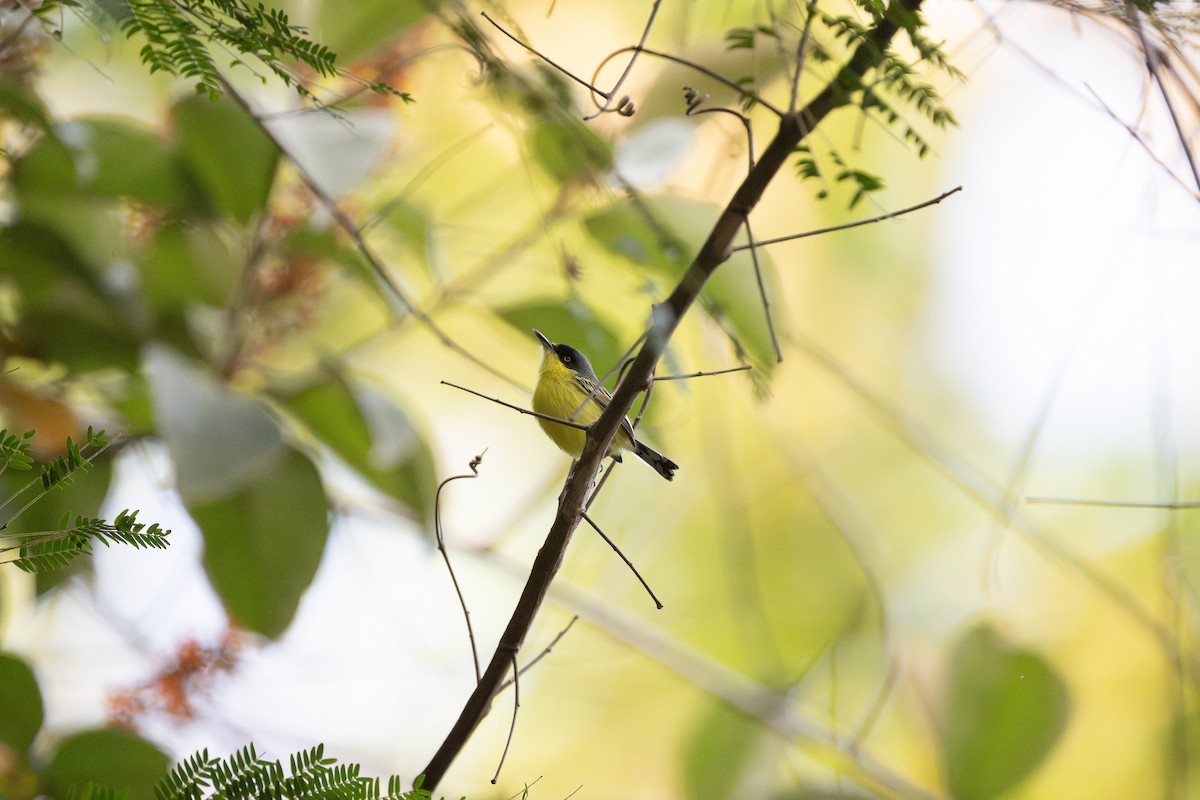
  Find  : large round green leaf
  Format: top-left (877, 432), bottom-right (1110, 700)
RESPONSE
top-left (0, 653), bottom-right (43, 754)
top-left (146, 346), bottom-right (286, 504)
top-left (42, 728), bottom-right (169, 800)
top-left (940, 623), bottom-right (1070, 800)
top-left (173, 94), bottom-right (278, 223)
top-left (190, 448), bottom-right (330, 639)
top-left (13, 118), bottom-right (193, 210)
top-left (284, 371), bottom-right (437, 532)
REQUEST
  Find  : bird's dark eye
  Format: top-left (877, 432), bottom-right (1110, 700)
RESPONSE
top-left (562, 354), bottom-right (573, 363)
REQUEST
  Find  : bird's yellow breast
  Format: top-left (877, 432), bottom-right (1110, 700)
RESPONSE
top-left (532, 353), bottom-right (630, 458)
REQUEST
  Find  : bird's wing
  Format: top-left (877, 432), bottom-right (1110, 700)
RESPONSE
top-left (574, 374), bottom-right (638, 443)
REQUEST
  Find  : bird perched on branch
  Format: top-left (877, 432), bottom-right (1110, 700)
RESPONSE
top-left (531, 329), bottom-right (678, 481)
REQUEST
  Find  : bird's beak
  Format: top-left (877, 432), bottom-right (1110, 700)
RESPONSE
top-left (533, 329), bottom-right (554, 351)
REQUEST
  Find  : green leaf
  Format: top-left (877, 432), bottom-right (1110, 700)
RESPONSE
top-left (15, 118), bottom-right (194, 210)
top-left (8, 124), bottom-right (78, 197)
top-left (0, 79), bottom-right (53, 131)
top-left (682, 701), bottom-right (763, 800)
top-left (0, 220), bottom-right (100, 304)
top-left (529, 120), bottom-right (613, 183)
top-left (146, 346), bottom-right (286, 504)
top-left (43, 728), bottom-right (170, 800)
top-left (141, 222), bottom-right (240, 314)
top-left (940, 623), bottom-right (1070, 800)
top-left (17, 308), bottom-right (142, 374)
top-left (285, 371), bottom-right (437, 531)
top-left (190, 448), bottom-right (329, 638)
top-left (0, 653), bottom-right (44, 755)
top-left (146, 347), bottom-right (330, 636)
top-left (75, 119), bottom-right (190, 207)
top-left (174, 93), bottom-right (279, 223)
top-left (316, 0), bottom-right (434, 61)
top-left (583, 199), bottom-right (689, 276)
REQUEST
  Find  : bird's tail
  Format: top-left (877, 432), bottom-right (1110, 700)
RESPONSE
top-left (633, 441), bottom-right (679, 481)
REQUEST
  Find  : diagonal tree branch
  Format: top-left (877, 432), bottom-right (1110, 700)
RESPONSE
top-left (421, 0), bottom-right (925, 790)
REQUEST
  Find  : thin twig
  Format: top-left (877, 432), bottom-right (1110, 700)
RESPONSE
top-left (743, 218), bottom-right (783, 362)
top-left (584, 0), bottom-right (662, 119)
top-left (685, 92), bottom-right (781, 362)
top-left (583, 457), bottom-right (619, 514)
top-left (435, 451), bottom-right (488, 683)
top-left (1084, 84), bottom-right (1200, 203)
top-left (1026, 496), bottom-right (1200, 510)
top-left (630, 370), bottom-right (654, 432)
top-left (653, 365), bottom-right (752, 381)
top-left (582, 512), bottom-right (663, 609)
top-left (499, 615), bottom-right (580, 691)
top-left (594, 46), bottom-right (785, 117)
top-left (482, 11), bottom-right (600, 96)
top-left (440, 381), bottom-right (588, 431)
top-left (1127, 2), bottom-right (1200, 194)
top-left (729, 186), bottom-right (963, 252)
top-left (504, 777), bottom-right (543, 800)
top-left (491, 653), bottom-right (520, 784)
top-left (789, 0), bottom-right (822, 115)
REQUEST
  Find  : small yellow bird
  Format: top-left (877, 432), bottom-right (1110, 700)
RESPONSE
top-left (531, 329), bottom-right (678, 481)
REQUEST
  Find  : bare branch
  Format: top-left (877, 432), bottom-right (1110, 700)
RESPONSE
top-left (729, 186), bottom-right (964, 252)
top-left (653, 365), bottom-right (752, 381)
top-left (582, 512), bottom-right (663, 609)
top-left (440, 381), bottom-right (589, 431)
top-left (1026, 496), bottom-right (1200, 510)
top-left (481, 11), bottom-right (608, 100)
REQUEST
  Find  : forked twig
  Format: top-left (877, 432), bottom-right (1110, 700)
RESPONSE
top-left (499, 615), bottom-right (580, 691)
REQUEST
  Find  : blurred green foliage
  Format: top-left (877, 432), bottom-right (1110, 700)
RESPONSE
top-left (5, 1), bottom-right (1182, 800)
